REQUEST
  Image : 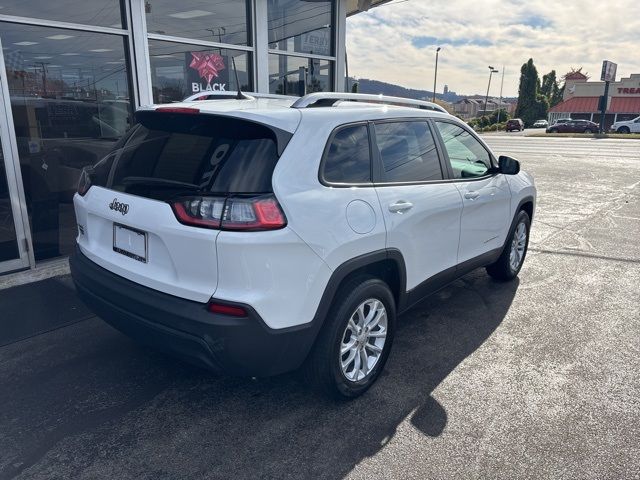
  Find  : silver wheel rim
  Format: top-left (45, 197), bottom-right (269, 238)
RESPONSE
top-left (509, 222), bottom-right (527, 272)
top-left (339, 299), bottom-right (388, 382)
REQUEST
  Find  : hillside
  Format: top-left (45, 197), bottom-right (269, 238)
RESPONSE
top-left (349, 78), bottom-right (461, 102)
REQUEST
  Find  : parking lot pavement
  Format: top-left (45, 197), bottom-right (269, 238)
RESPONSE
top-left (1, 137), bottom-right (639, 480)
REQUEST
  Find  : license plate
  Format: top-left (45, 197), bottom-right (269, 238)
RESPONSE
top-left (113, 224), bottom-right (147, 263)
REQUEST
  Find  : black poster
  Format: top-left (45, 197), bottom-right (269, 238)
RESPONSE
top-left (185, 51), bottom-right (230, 94)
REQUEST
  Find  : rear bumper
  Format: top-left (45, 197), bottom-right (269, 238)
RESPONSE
top-left (69, 247), bottom-right (318, 376)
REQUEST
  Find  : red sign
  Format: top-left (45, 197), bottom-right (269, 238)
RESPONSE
top-left (617, 87), bottom-right (640, 95)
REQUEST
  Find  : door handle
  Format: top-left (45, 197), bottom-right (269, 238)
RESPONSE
top-left (388, 201), bottom-right (413, 213)
top-left (464, 191), bottom-right (480, 200)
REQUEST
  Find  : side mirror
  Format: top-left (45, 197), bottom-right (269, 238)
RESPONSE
top-left (498, 155), bottom-right (520, 175)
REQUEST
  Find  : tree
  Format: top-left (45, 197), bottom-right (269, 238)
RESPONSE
top-left (515, 58), bottom-right (548, 126)
top-left (541, 70), bottom-right (562, 107)
top-left (489, 108), bottom-right (510, 124)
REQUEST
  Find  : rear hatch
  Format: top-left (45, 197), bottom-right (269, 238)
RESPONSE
top-left (74, 108), bottom-right (293, 302)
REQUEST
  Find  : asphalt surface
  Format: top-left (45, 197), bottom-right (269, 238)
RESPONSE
top-left (1, 136), bottom-right (639, 480)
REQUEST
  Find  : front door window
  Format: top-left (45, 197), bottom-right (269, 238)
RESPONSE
top-left (434, 122), bottom-right (492, 178)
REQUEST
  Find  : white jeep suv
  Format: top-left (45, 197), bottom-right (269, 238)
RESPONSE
top-left (70, 92), bottom-right (536, 398)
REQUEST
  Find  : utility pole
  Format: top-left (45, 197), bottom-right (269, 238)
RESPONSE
top-left (33, 62), bottom-right (49, 97)
top-left (497, 66), bottom-right (505, 132)
top-left (599, 60), bottom-right (617, 133)
top-left (483, 66), bottom-right (499, 118)
top-left (432, 47), bottom-right (441, 103)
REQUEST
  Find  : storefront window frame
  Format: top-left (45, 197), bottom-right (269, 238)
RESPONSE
top-left (265, 0), bottom-right (337, 96)
top-left (267, 52), bottom-right (334, 95)
top-left (143, 0), bottom-right (257, 100)
top-left (0, 3), bottom-right (136, 267)
top-left (266, 0), bottom-right (336, 57)
top-left (147, 38), bottom-right (254, 103)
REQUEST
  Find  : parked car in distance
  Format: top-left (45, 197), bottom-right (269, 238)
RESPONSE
top-left (532, 119), bottom-right (548, 128)
top-left (610, 115), bottom-right (640, 133)
top-left (69, 92), bottom-right (536, 398)
top-left (546, 119), bottom-right (599, 134)
top-left (506, 118), bottom-right (524, 132)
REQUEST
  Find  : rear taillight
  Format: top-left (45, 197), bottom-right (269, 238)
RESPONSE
top-left (77, 168), bottom-right (92, 196)
top-left (172, 196), bottom-right (225, 228)
top-left (170, 195), bottom-right (286, 231)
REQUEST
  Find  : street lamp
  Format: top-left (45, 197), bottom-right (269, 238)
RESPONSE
top-left (432, 47), bottom-right (441, 103)
top-left (483, 66), bottom-right (499, 118)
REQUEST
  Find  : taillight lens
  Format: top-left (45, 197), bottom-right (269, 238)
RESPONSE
top-left (170, 195), bottom-right (286, 231)
top-left (172, 196), bottom-right (225, 228)
top-left (77, 168), bottom-right (92, 196)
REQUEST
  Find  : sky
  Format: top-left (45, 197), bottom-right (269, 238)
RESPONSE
top-left (346, 0), bottom-right (640, 97)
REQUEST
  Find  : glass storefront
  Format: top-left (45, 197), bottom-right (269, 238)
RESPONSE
top-left (0, 0), bottom-right (342, 271)
top-left (268, 0), bottom-right (333, 56)
top-left (1, 22), bottom-right (133, 260)
top-left (149, 40), bottom-right (252, 103)
top-left (0, 141), bottom-right (20, 262)
top-left (267, 0), bottom-right (334, 94)
top-left (269, 54), bottom-right (331, 95)
top-left (145, 1), bottom-right (251, 46)
top-left (0, 0), bottom-right (125, 28)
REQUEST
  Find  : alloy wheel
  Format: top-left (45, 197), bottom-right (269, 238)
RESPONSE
top-left (509, 222), bottom-right (527, 272)
top-left (339, 299), bottom-right (388, 382)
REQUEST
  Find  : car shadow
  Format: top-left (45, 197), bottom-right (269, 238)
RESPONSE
top-left (0, 270), bottom-right (519, 479)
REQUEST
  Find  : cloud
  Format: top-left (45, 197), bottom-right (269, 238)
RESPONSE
top-left (346, 0), bottom-right (640, 97)
top-left (411, 36), bottom-right (493, 48)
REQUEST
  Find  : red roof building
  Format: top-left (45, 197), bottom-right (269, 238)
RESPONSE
top-left (549, 73), bottom-right (640, 128)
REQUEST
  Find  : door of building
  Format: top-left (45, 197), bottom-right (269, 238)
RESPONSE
top-left (0, 38), bottom-right (32, 274)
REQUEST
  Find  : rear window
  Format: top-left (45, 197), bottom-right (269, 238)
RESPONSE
top-left (95, 111), bottom-right (291, 200)
top-left (322, 124), bottom-right (371, 184)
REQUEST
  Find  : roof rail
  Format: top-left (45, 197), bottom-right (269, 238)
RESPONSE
top-left (290, 92), bottom-right (448, 113)
top-left (182, 91), bottom-right (298, 102)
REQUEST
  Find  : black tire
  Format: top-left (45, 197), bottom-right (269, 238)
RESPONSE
top-left (304, 276), bottom-right (396, 399)
top-left (618, 127), bottom-right (630, 134)
top-left (486, 210), bottom-right (531, 281)
top-left (584, 129), bottom-right (592, 134)
top-left (549, 128), bottom-right (558, 133)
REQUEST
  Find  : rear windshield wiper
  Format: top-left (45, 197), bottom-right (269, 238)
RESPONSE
top-left (120, 177), bottom-right (201, 191)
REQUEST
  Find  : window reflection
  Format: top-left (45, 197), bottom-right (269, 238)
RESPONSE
top-left (268, 0), bottom-right (333, 56)
top-left (0, 149), bottom-right (20, 262)
top-left (269, 54), bottom-right (331, 95)
top-left (145, 1), bottom-right (251, 46)
top-left (0, 0), bottom-right (124, 28)
top-left (2, 22), bottom-right (133, 260)
top-left (149, 41), bottom-right (252, 103)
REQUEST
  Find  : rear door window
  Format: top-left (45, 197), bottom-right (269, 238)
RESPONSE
top-left (101, 112), bottom-right (290, 200)
top-left (374, 121), bottom-right (443, 183)
top-left (322, 124), bottom-right (371, 184)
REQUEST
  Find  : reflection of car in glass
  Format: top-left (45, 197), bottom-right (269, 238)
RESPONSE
top-left (532, 119), bottom-right (548, 128)
top-left (70, 92), bottom-right (537, 398)
top-left (506, 118), bottom-right (524, 131)
top-left (546, 119), bottom-right (599, 133)
top-left (11, 97), bottom-right (131, 202)
top-left (610, 115), bottom-right (640, 133)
